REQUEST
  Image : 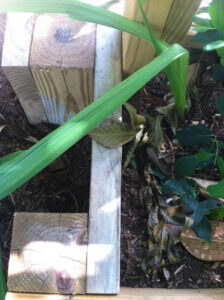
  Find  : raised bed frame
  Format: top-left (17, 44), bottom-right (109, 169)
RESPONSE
top-left (0, 0), bottom-right (223, 299)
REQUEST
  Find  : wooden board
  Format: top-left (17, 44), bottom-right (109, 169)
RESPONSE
top-left (30, 14), bottom-right (95, 124)
top-left (6, 287), bottom-right (224, 300)
top-left (1, 13), bottom-right (47, 124)
top-left (7, 213), bottom-right (88, 295)
top-left (123, 0), bottom-right (201, 75)
top-left (86, 1), bottom-right (124, 294)
top-left (0, 13), bottom-right (6, 64)
top-left (123, 0), bottom-right (173, 75)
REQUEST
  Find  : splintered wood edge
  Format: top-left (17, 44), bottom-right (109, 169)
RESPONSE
top-left (87, 1), bottom-right (124, 295)
top-left (6, 288), bottom-right (224, 300)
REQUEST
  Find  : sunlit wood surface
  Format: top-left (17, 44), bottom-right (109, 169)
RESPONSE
top-left (8, 213), bottom-right (87, 295)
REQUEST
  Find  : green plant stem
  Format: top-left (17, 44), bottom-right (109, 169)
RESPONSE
top-left (0, 247), bottom-right (6, 300)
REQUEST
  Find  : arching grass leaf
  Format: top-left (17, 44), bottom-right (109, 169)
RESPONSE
top-left (204, 40), bottom-right (224, 51)
top-left (0, 151), bottom-right (25, 167)
top-left (208, 0), bottom-right (224, 36)
top-left (0, 0), bottom-right (188, 120)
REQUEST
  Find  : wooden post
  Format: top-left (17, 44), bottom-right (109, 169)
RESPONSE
top-left (123, 0), bottom-right (201, 75)
top-left (1, 13), bottom-right (47, 124)
top-left (1, 13), bottom-right (95, 125)
top-left (7, 213), bottom-right (88, 295)
top-left (30, 14), bottom-right (95, 124)
top-left (5, 287), bottom-right (224, 300)
top-left (86, 1), bottom-right (123, 295)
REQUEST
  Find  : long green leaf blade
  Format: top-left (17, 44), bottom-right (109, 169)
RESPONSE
top-left (137, 0), bottom-right (188, 119)
top-left (0, 248), bottom-right (6, 300)
top-left (0, 0), bottom-right (188, 119)
top-left (0, 0), bottom-right (154, 44)
top-left (0, 45), bottom-right (186, 200)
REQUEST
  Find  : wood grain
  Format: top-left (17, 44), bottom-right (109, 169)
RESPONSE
top-left (6, 288), bottom-right (224, 300)
top-left (86, 1), bottom-right (124, 294)
top-left (30, 14), bottom-right (95, 124)
top-left (123, 0), bottom-right (201, 75)
top-left (0, 13), bottom-right (6, 64)
top-left (1, 13), bottom-right (47, 124)
top-left (161, 0), bottom-right (202, 44)
top-left (8, 213), bottom-right (88, 295)
top-left (123, 0), bottom-right (173, 75)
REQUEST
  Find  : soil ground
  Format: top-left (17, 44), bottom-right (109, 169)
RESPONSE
top-left (1, 13), bottom-right (224, 289)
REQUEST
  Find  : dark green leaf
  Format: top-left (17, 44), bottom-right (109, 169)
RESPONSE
top-left (174, 156), bottom-right (198, 176)
top-left (162, 179), bottom-right (198, 211)
top-left (213, 64), bottom-right (224, 80)
top-left (131, 159), bottom-right (137, 170)
top-left (216, 95), bottom-right (224, 115)
top-left (193, 29), bottom-right (222, 44)
top-left (209, 207), bottom-right (224, 219)
top-left (150, 168), bottom-right (166, 180)
top-left (89, 122), bottom-right (139, 148)
top-left (217, 141), bottom-right (224, 150)
top-left (195, 152), bottom-right (214, 163)
top-left (207, 179), bottom-right (224, 198)
top-left (176, 125), bottom-right (214, 146)
top-left (192, 216), bottom-right (212, 242)
top-left (192, 16), bottom-right (212, 27)
top-left (192, 199), bottom-right (222, 227)
top-left (217, 155), bottom-right (224, 178)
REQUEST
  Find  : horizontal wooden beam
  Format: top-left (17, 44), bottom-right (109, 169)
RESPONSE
top-left (6, 288), bottom-right (224, 300)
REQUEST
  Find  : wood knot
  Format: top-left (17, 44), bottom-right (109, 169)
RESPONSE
top-left (54, 28), bottom-right (74, 44)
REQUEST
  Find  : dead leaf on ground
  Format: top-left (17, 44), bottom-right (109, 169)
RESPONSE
top-left (181, 221), bottom-right (224, 261)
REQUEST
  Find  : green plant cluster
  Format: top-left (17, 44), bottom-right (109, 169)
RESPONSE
top-left (193, 0), bottom-right (224, 80)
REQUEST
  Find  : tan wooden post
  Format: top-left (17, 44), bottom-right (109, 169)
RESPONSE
top-left (123, 0), bottom-right (201, 75)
